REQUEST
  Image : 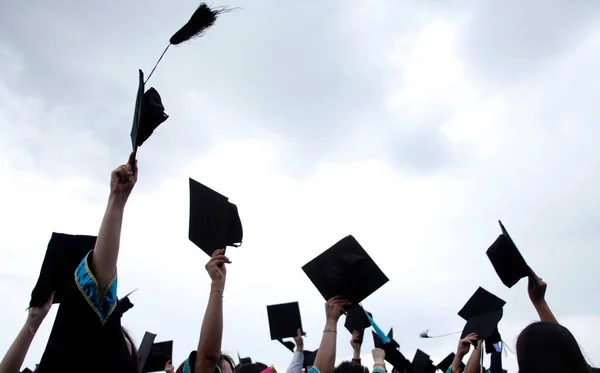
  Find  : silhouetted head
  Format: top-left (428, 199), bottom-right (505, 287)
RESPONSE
top-left (517, 322), bottom-right (591, 373)
top-left (334, 361), bottom-right (369, 373)
top-left (236, 363), bottom-right (268, 373)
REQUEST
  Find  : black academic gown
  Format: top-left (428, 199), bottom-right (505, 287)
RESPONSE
top-left (37, 252), bottom-right (136, 373)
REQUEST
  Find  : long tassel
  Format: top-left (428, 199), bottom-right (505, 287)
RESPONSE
top-left (420, 330), bottom-right (461, 338)
top-left (145, 44), bottom-right (171, 84)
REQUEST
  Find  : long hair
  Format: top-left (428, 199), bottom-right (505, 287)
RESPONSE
top-left (121, 327), bottom-right (140, 373)
top-left (517, 322), bottom-right (591, 373)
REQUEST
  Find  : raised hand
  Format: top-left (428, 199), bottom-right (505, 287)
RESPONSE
top-left (27, 292), bottom-right (54, 334)
top-left (110, 152), bottom-right (138, 200)
top-left (528, 270), bottom-right (547, 306)
top-left (372, 348), bottom-right (386, 365)
top-left (351, 330), bottom-right (361, 350)
top-left (205, 249), bottom-right (231, 287)
top-left (325, 296), bottom-right (351, 323)
top-left (294, 328), bottom-right (305, 352)
top-left (457, 333), bottom-right (478, 357)
top-left (165, 360), bottom-right (175, 373)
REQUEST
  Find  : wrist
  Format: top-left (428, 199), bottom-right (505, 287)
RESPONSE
top-left (211, 280), bottom-right (225, 292)
top-left (374, 359), bottom-right (385, 365)
top-left (325, 318), bottom-right (338, 329)
top-left (108, 193), bottom-right (128, 208)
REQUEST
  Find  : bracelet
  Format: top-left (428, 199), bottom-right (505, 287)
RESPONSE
top-left (210, 289), bottom-right (224, 295)
top-left (323, 328), bottom-right (337, 333)
top-left (450, 365), bottom-right (461, 373)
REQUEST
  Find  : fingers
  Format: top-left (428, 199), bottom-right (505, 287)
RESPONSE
top-left (46, 292), bottom-right (55, 306)
top-left (297, 328), bottom-right (305, 338)
top-left (212, 248), bottom-right (226, 258)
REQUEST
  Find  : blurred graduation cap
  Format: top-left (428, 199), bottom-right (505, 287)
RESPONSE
top-left (458, 288), bottom-right (506, 344)
top-left (238, 352), bottom-right (252, 365)
top-left (119, 289), bottom-right (138, 315)
top-left (267, 302), bottom-right (303, 340)
top-left (278, 339), bottom-right (296, 352)
top-left (487, 221), bottom-right (533, 288)
top-left (372, 328), bottom-right (395, 349)
top-left (412, 350), bottom-right (435, 373)
top-left (344, 305), bottom-right (372, 344)
top-left (138, 332), bottom-right (173, 372)
top-left (130, 3), bottom-right (231, 156)
top-left (188, 178), bottom-right (243, 256)
top-left (303, 350), bottom-right (318, 370)
top-left (30, 232), bottom-right (97, 307)
top-left (302, 235), bottom-right (389, 305)
top-left (20, 369), bottom-right (33, 373)
top-left (436, 353), bottom-right (465, 373)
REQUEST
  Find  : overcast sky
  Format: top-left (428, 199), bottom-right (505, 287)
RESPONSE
top-left (1, 0), bottom-right (600, 372)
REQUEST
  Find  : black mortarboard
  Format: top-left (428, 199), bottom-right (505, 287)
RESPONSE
top-left (238, 353), bottom-right (252, 365)
top-left (437, 353), bottom-right (465, 373)
top-left (189, 178), bottom-right (243, 256)
top-left (385, 348), bottom-right (411, 372)
top-left (30, 232), bottom-right (96, 307)
top-left (458, 287), bottom-right (506, 321)
top-left (21, 369), bottom-right (33, 373)
top-left (267, 302), bottom-right (303, 340)
top-left (303, 350), bottom-right (318, 370)
top-left (130, 69), bottom-right (169, 153)
top-left (302, 235), bottom-right (389, 305)
top-left (142, 341), bottom-right (173, 373)
top-left (372, 328), bottom-right (395, 349)
top-left (278, 339), bottom-right (296, 352)
top-left (138, 332), bottom-right (157, 370)
top-left (460, 310), bottom-right (503, 341)
top-left (487, 221), bottom-right (532, 288)
top-left (130, 3), bottom-right (231, 156)
top-left (345, 305), bottom-right (371, 345)
top-left (412, 350), bottom-right (433, 373)
top-left (485, 329), bottom-right (502, 354)
top-left (119, 289), bottom-right (137, 315)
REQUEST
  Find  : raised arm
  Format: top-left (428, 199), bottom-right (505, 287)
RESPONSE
top-left (313, 296), bottom-right (351, 373)
top-left (0, 294), bottom-right (53, 373)
top-left (92, 153), bottom-right (137, 296)
top-left (463, 340), bottom-right (482, 373)
top-left (195, 249), bottom-right (231, 373)
top-left (351, 331), bottom-right (362, 364)
top-left (286, 329), bottom-right (305, 373)
top-left (528, 272), bottom-right (558, 324)
top-left (450, 333), bottom-right (478, 373)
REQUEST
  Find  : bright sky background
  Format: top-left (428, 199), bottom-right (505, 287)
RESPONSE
top-left (1, 0), bottom-right (600, 372)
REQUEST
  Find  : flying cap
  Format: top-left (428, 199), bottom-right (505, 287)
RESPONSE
top-left (412, 350), bottom-right (434, 373)
top-left (267, 302), bottom-right (303, 340)
top-left (345, 305), bottom-right (372, 344)
top-left (137, 332), bottom-right (157, 370)
top-left (189, 178), bottom-right (243, 256)
top-left (436, 353), bottom-right (465, 373)
top-left (30, 232), bottom-right (97, 307)
top-left (487, 221), bottom-right (532, 288)
top-left (302, 235), bottom-right (389, 305)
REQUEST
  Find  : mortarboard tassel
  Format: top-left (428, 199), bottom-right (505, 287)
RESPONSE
top-left (144, 3), bottom-right (233, 84)
top-left (419, 329), bottom-right (461, 339)
top-left (366, 312), bottom-right (390, 344)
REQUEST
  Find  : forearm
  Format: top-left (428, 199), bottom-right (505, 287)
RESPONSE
top-left (286, 352), bottom-right (304, 373)
top-left (352, 348), bottom-right (361, 360)
top-left (92, 195), bottom-right (126, 295)
top-left (464, 345), bottom-right (481, 373)
top-left (196, 281), bottom-right (225, 373)
top-left (451, 354), bottom-right (465, 372)
top-left (0, 324), bottom-right (35, 373)
top-left (534, 301), bottom-right (558, 324)
top-left (314, 320), bottom-right (337, 373)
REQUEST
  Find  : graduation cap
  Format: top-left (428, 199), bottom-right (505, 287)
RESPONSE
top-left (188, 178), bottom-right (243, 256)
top-left (119, 289), bottom-right (138, 315)
top-left (412, 350), bottom-right (434, 373)
top-left (458, 288), bottom-right (505, 343)
top-left (277, 339), bottom-right (296, 352)
top-left (303, 350), bottom-right (318, 370)
top-left (385, 348), bottom-right (411, 372)
top-left (30, 232), bottom-right (97, 307)
top-left (138, 332), bottom-right (173, 372)
top-left (267, 302), bottom-right (303, 340)
top-left (20, 369), bottom-right (33, 373)
top-left (372, 328), bottom-right (395, 349)
top-left (436, 353), bottom-right (465, 373)
top-left (458, 288), bottom-right (506, 320)
top-left (238, 352), bottom-right (253, 365)
top-left (344, 305), bottom-right (372, 344)
top-left (130, 3), bottom-right (231, 155)
top-left (487, 221), bottom-right (532, 288)
top-left (302, 235), bottom-right (389, 305)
